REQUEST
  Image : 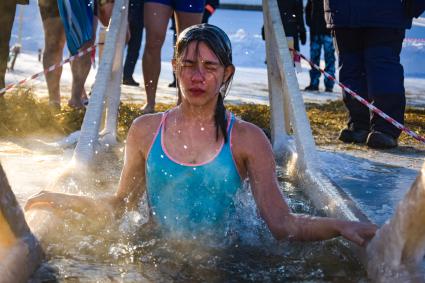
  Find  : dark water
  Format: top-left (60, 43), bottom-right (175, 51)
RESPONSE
top-left (31, 168), bottom-right (366, 282)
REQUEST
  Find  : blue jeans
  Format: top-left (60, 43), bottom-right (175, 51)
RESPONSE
top-left (309, 34), bottom-right (335, 90)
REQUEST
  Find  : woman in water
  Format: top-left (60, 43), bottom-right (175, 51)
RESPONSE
top-left (26, 24), bottom-right (376, 245)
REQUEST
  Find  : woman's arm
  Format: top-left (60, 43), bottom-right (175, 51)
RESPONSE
top-left (25, 116), bottom-right (151, 219)
top-left (233, 121), bottom-right (377, 246)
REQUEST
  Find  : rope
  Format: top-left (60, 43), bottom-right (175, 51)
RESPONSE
top-left (0, 44), bottom-right (97, 95)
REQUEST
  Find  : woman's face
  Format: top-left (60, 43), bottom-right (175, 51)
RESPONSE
top-left (173, 41), bottom-right (234, 107)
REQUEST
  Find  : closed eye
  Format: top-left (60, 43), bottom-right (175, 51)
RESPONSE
top-left (204, 62), bottom-right (220, 70)
top-left (181, 60), bottom-right (195, 67)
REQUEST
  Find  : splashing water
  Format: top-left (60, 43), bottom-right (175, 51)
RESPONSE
top-left (28, 168), bottom-right (366, 282)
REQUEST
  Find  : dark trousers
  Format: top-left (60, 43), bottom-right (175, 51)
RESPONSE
top-left (309, 34), bottom-right (335, 89)
top-left (123, 0), bottom-right (144, 79)
top-left (0, 1), bottom-right (17, 90)
top-left (333, 28), bottom-right (405, 138)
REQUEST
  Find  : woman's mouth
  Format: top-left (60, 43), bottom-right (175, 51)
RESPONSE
top-left (189, 88), bottom-right (205, 96)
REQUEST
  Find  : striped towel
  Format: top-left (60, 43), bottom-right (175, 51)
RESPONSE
top-left (57, 0), bottom-right (94, 55)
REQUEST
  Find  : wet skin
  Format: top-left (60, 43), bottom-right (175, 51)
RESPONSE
top-left (25, 40), bottom-right (377, 247)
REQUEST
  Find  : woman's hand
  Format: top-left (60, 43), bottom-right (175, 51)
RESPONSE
top-left (24, 191), bottom-right (114, 219)
top-left (25, 191), bottom-right (69, 211)
top-left (339, 221), bottom-right (378, 246)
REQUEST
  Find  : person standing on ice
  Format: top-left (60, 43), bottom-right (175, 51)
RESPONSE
top-left (122, 0), bottom-right (144, 87)
top-left (262, 0), bottom-right (306, 52)
top-left (327, 0), bottom-right (425, 149)
top-left (26, 24), bottom-right (377, 246)
top-left (0, 0), bottom-right (29, 93)
top-left (38, 0), bottom-right (101, 110)
top-left (140, 0), bottom-right (204, 114)
top-left (168, 0), bottom-right (220, 88)
top-left (304, 0), bottom-right (335, 93)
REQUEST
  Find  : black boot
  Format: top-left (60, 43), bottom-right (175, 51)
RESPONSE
top-left (123, 77), bottom-right (140, 86)
top-left (304, 85), bottom-right (319, 91)
top-left (366, 131), bottom-right (398, 149)
top-left (338, 127), bottom-right (370, 144)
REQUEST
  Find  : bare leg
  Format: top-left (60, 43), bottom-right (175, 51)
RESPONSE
top-left (174, 11), bottom-right (203, 104)
top-left (41, 17), bottom-right (66, 108)
top-left (68, 40), bottom-right (93, 109)
top-left (69, 15), bottom-right (98, 109)
top-left (142, 3), bottom-right (173, 113)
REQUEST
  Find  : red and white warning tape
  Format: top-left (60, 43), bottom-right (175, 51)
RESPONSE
top-left (0, 44), bottom-right (97, 95)
top-left (292, 49), bottom-right (425, 144)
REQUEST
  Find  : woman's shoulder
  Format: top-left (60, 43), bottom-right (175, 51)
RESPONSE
top-left (132, 112), bottom-right (164, 127)
top-left (127, 112), bottom-right (164, 149)
top-left (131, 112), bottom-right (164, 133)
top-left (231, 115), bottom-right (265, 135)
top-left (231, 115), bottom-right (270, 148)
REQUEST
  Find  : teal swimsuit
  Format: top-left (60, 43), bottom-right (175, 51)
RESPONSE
top-left (146, 112), bottom-right (242, 237)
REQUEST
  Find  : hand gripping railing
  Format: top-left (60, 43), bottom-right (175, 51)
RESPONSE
top-left (263, 0), bottom-right (425, 279)
top-left (262, 0), bottom-right (369, 223)
top-left (262, 0), bottom-right (373, 269)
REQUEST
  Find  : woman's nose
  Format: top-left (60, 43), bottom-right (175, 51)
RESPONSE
top-left (191, 66), bottom-right (206, 81)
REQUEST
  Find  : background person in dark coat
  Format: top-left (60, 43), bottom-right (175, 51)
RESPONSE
top-left (277, 0), bottom-right (306, 51)
top-left (304, 0), bottom-right (335, 92)
top-left (325, 0), bottom-right (425, 149)
top-left (0, 0), bottom-right (29, 92)
top-left (123, 0), bottom-right (144, 87)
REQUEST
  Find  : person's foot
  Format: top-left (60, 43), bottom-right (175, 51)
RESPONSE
top-left (366, 131), bottom-right (398, 149)
top-left (304, 85), bottom-right (319, 91)
top-left (338, 127), bottom-right (370, 144)
top-left (141, 104), bottom-right (155, 114)
top-left (123, 77), bottom-right (140, 87)
top-left (168, 80), bottom-right (176, 88)
top-left (81, 90), bottom-right (89, 106)
top-left (49, 101), bottom-right (61, 111)
top-left (325, 87), bottom-right (333, 92)
top-left (68, 98), bottom-right (86, 109)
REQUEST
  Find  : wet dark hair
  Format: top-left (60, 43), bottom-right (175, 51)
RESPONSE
top-left (174, 24), bottom-right (234, 143)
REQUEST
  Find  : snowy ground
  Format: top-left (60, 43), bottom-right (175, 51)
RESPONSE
top-left (3, 5), bottom-right (425, 224)
top-left (6, 5), bottom-right (425, 106)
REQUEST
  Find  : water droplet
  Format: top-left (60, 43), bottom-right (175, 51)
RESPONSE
top-left (183, 145), bottom-right (188, 149)
top-left (160, 154), bottom-right (164, 158)
top-left (201, 127), bottom-right (204, 131)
